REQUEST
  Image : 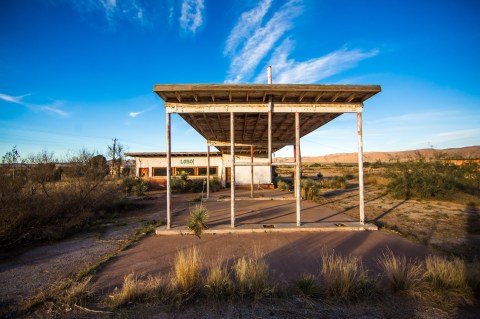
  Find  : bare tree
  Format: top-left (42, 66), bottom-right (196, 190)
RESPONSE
top-left (108, 138), bottom-right (124, 177)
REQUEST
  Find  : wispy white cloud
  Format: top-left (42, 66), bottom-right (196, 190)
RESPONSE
top-left (0, 92), bottom-right (69, 117)
top-left (179, 0), bottom-right (205, 34)
top-left (224, 0), bottom-right (272, 56)
top-left (128, 106), bottom-right (156, 118)
top-left (69, 0), bottom-right (147, 27)
top-left (224, 0), bottom-right (303, 83)
top-left (0, 93), bottom-right (30, 104)
top-left (225, 0), bottom-right (378, 84)
top-left (257, 39), bottom-right (379, 83)
top-left (432, 128), bottom-right (480, 141)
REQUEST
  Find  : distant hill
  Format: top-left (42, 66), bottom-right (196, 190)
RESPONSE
top-left (274, 146), bottom-right (480, 164)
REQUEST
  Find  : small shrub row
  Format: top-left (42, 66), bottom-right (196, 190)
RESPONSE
top-left (171, 175), bottom-right (221, 193)
top-left (108, 247), bottom-right (272, 308)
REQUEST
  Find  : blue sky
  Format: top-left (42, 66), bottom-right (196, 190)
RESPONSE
top-left (1, 0), bottom-right (479, 159)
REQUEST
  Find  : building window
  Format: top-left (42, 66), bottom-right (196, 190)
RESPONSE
top-left (139, 167), bottom-right (149, 177)
top-left (153, 167), bottom-right (167, 176)
top-left (175, 167), bottom-right (195, 176)
top-left (197, 167), bottom-right (218, 176)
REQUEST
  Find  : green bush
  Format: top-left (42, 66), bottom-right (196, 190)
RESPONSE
top-left (301, 178), bottom-right (321, 200)
top-left (122, 177), bottom-right (148, 195)
top-left (385, 156), bottom-right (480, 200)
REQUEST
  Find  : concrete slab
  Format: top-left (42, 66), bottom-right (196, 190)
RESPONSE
top-left (155, 222), bottom-right (377, 236)
top-left (157, 188), bottom-right (377, 235)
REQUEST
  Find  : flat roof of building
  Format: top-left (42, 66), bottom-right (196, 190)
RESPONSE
top-left (125, 151), bottom-right (222, 158)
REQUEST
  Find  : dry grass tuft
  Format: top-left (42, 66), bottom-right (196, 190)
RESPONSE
top-left (320, 248), bottom-right (376, 302)
top-left (171, 246), bottom-right (201, 300)
top-left (423, 255), bottom-right (474, 306)
top-left (233, 250), bottom-right (272, 299)
top-left (21, 276), bottom-right (95, 314)
top-left (378, 249), bottom-right (424, 295)
top-left (204, 258), bottom-right (232, 300)
top-left (109, 273), bottom-right (166, 308)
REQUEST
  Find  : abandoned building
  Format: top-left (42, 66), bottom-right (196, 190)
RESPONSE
top-left (127, 74), bottom-right (381, 230)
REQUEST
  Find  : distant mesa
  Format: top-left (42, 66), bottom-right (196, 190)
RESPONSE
top-left (274, 146), bottom-right (480, 163)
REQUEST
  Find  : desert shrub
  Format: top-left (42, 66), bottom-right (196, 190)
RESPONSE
top-left (0, 148), bottom-right (123, 249)
top-left (133, 178), bottom-right (148, 196)
top-left (122, 177), bottom-right (148, 195)
top-left (301, 178), bottom-right (321, 200)
top-left (209, 177), bottom-right (221, 192)
top-left (377, 249), bottom-right (424, 295)
top-left (385, 155), bottom-right (480, 200)
top-left (293, 273), bottom-right (320, 298)
top-left (233, 251), bottom-right (272, 299)
top-left (277, 180), bottom-right (291, 191)
top-left (204, 258), bottom-right (232, 300)
top-left (171, 246), bottom-right (201, 300)
top-left (319, 175), bottom-right (349, 189)
top-left (187, 205), bottom-right (209, 238)
top-left (316, 172), bottom-right (323, 179)
top-left (320, 249), bottom-right (376, 302)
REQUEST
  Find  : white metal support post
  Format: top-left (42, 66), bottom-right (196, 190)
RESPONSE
top-left (206, 144), bottom-right (210, 199)
top-left (357, 111), bottom-right (365, 224)
top-left (166, 112), bottom-right (171, 229)
top-left (250, 144), bottom-right (254, 198)
top-left (230, 112), bottom-right (236, 228)
top-left (295, 112), bottom-right (301, 226)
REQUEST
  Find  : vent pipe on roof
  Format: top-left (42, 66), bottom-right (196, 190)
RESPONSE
top-left (267, 66), bottom-right (272, 84)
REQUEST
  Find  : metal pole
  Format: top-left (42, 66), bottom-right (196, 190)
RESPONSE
top-left (357, 111), bottom-right (365, 224)
top-left (295, 112), bottom-right (301, 226)
top-left (230, 112), bottom-right (235, 228)
top-left (207, 144), bottom-right (210, 199)
top-left (267, 66), bottom-right (273, 165)
top-left (250, 144), bottom-right (254, 198)
top-left (166, 112), bottom-right (171, 229)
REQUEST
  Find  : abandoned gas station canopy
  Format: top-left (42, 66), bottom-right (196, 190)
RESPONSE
top-left (154, 84), bottom-right (381, 156)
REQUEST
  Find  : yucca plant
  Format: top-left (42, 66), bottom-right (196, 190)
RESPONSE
top-left (293, 273), bottom-right (320, 298)
top-left (187, 205), bottom-right (209, 238)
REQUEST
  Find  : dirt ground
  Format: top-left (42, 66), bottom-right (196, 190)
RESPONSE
top-left (1, 186), bottom-right (478, 318)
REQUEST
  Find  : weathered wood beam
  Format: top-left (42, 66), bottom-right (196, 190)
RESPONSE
top-left (217, 113), bottom-right (226, 140)
top-left (211, 94), bottom-right (215, 102)
top-left (193, 93), bottom-right (198, 102)
top-left (242, 114), bottom-right (248, 141)
top-left (298, 92), bottom-right (306, 102)
top-left (281, 92), bottom-right (287, 102)
top-left (174, 92), bottom-right (182, 103)
top-left (229, 91), bottom-right (232, 102)
top-left (208, 141), bottom-right (292, 147)
top-left (165, 102), bottom-right (363, 113)
top-left (158, 92), bottom-right (168, 102)
top-left (187, 114), bottom-right (207, 136)
top-left (203, 114), bottom-right (216, 138)
top-left (346, 93), bottom-right (356, 103)
top-left (314, 92), bottom-right (323, 102)
top-left (331, 92), bottom-right (340, 102)
top-left (251, 113), bottom-right (262, 140)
